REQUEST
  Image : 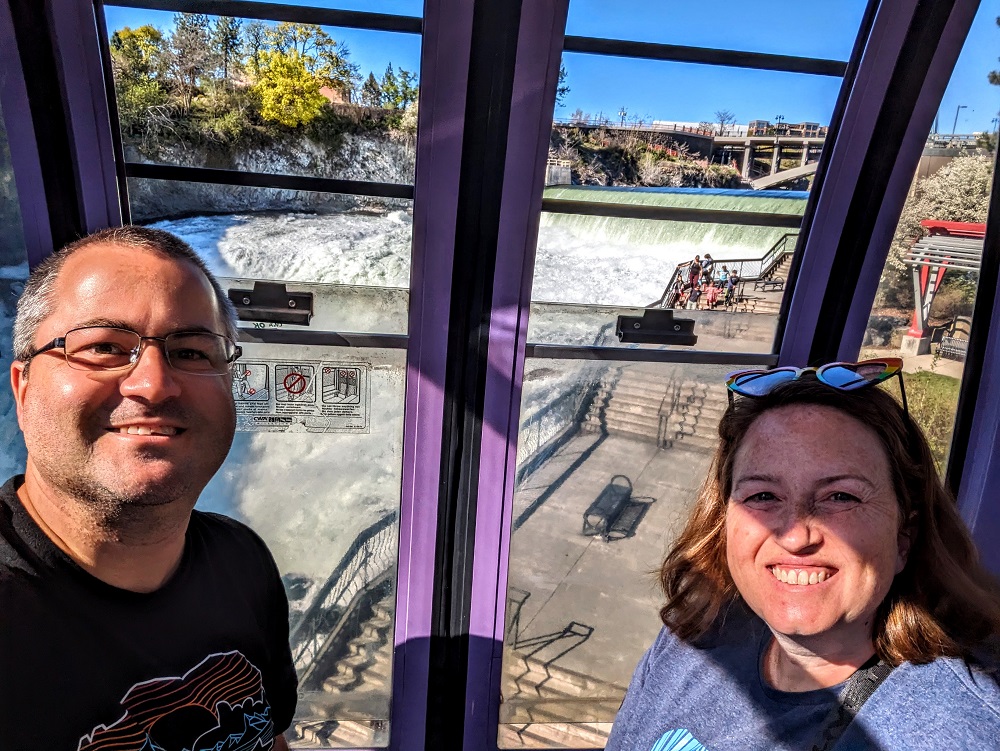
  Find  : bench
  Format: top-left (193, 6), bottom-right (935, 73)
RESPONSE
top-left (753, 278), bottom-right (785, 292)
top-left (939, 336), bottom-right (968, 361)
top-left (582, 475), bottom-right (632, 541)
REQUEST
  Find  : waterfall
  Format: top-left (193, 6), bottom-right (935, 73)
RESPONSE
top-left (542, 186), bottom-right (806, 258)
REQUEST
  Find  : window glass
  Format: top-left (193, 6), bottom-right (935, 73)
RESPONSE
top-left (106, 1), bottom-right (423, 20)
top-left (861, 3), bottom-right (999, 476)
top-left (102, 9), bottom-right (420, 182)
top-left (544, 53), bottom-right (839, 351)
top-left (129, 178), bottom-right (413, 299)
top-left (200, 339), bottom-right (403, 749)
top-left (0, 103), bottom-right (30, 481)
top-left (565, 0), bottom-right (865, 60)
top-left (501, 360), bottom-right (770, 748)
top-left (123, 175), bottom-right (410, 745)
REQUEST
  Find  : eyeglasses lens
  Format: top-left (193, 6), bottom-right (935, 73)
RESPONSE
top-left (63, 328), bottom-right (234, 374)
top-left (164, 333), bottom-right (234, 374)
top-left (64, 328), bottom-right (140, 370)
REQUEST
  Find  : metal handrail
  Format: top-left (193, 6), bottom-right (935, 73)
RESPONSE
top-left (289, 511), bottom-right (398, 674)
top-left (659, 232), bottom-right (798, 303)
top-left (515, 322), bottom-right (615, 484)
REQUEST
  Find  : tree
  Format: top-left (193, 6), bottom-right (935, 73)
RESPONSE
top-left (110, 25), bottom-right (169, 132)
top-left (244, 20), bottom-right (268, 76)
top-left (877, 154), bottom-right (993, 308)
top-left (556, 62), bottom-right (569, 107)
top-left (989, 16), bottom-right (1000, 85)
top-left (165, 13), bottom-right (211, 111)
top-left (714, 109), bottom-right (737, 136)
top-left (210, 16), bottom-right (243, 83)
top-left (254, 49), bottom-right (327, 127)
top-left (265, 22), bottom-right (359, 98)
top-left (110, 25), bottom-right (165, 83)
top-left (379, 64), bottom-right (417, 110)
top-left (360, 72), bottom-right (383, 107)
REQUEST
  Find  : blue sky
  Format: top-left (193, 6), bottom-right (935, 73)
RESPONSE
top-left (104, 0), bottom-right (1000, 133)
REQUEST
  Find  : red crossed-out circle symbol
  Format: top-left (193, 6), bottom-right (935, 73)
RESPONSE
top-left (283, 372), bottom-right (307, 395)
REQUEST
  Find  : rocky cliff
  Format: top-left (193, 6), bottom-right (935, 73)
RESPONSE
top-left (127, 132), bottom-right (417, 222)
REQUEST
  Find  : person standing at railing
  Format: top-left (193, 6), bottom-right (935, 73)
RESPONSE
top-left (700, 254), bottom-right (715, 285)
top-left (725, 268), bottom-right (740, 306)
top-left (718, 265), bottom-right (730, 286)
top-left (688, 256), bottom-right (703, 289)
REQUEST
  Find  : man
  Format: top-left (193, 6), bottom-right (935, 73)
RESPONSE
top-left (0, 227), bottom-right (297, 749)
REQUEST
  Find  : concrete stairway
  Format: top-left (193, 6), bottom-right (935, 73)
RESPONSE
top-left (580, 366), bottom-right (664, 444)
top-left (580, 367), bottom-right (728, 454)
top-left (739, 252), bottom-right (791, 315)
top-left (499, 650), bottom-right (625, 749)
top-left (662, 380), bottom-right (728, 452)
top-left (291, 594), bottom-right (394, 748)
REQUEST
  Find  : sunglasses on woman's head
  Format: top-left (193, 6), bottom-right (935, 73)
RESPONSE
top-left (725, 358), bottom-right (907, 413)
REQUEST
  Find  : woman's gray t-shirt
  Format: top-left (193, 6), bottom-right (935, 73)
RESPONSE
top-left (606, 609), bottom-right (1000, 751)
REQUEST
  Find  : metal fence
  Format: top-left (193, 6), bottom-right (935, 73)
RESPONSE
top-left (289, 512), bottom-right (398, 678)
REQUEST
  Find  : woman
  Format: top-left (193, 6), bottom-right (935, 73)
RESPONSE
top-left (607, 361), bottom-right (1000, 751)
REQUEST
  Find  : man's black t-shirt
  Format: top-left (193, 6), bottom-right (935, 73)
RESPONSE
top-left (0, 476), bottom-right (298, 750)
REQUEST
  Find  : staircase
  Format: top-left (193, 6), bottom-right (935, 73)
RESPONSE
top-left (740, 252), bottom-right (791, 315)
top-left (499, 651), bottom-right (625, 749)
top-left (291, 593), bottom-right (395, 748)
top-left (581, 366), bottom-right (663, 443)
top-left (661, 380), bottom-right (728, 452)
top-left (580, 366), bottom-right (728, 453)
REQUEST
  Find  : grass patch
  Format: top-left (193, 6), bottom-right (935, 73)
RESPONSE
top-left (904, 370), bottom-right (962, 476)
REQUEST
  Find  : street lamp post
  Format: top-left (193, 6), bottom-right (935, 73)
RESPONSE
top-left (618, 106), bottom-right (627, 126)
top-left (952, 104), bottom-right (967, 136)
top-left (775, 114), bottom-right (785, 136)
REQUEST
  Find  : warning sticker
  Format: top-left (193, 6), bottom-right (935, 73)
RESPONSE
top-left (233, 359), bottom-right (369, 433)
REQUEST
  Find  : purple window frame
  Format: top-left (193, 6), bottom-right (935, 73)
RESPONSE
top-left (0, 0), bottom-right (52, 265)
top-left (465, 1), bottom-right (994, 750)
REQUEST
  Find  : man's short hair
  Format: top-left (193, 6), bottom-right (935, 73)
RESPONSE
top-left (12, 226), bottom-right (239, 362)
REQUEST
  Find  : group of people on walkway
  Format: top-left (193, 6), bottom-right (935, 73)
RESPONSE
top-left (653, 253), bottom-right (740, 310)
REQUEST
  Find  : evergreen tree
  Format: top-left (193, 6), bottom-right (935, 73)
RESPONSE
top-left (210, 16), bottom-right (243, 82)
top-left (556, 62), bottom-right (569, 107)
top-left (397, 68), bottom-right (418, 109)
top-left (380, 64), bottom-right (400, 108)
top-left (244, 20), bottom-right (268, 76)
top-left (380, 64), bottom-right (418, 110)
top-left (360, 72), bottom-right (383, 107)
top-left (165, 13), bottom-right (211, 111)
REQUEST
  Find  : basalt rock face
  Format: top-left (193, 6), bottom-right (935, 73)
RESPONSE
top-left (126, 132), bottom-right (416, 223)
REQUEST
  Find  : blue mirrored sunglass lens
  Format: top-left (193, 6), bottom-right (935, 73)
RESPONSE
top-left (732, 369), bottom-right (798, 396)
top-left (820, 364), bottom-right (887, 390)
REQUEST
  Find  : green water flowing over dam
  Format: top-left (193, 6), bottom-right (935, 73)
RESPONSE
top-left (541, 186), bottom-right (807, 260)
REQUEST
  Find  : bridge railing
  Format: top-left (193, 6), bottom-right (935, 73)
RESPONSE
top-left (552, 118), bottom-right (715, 137)
top-left (289, 511), bottom-right (398, 677)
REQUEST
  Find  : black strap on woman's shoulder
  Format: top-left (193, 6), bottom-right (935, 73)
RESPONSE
top-left (811, 655), bottom-right (894, 751)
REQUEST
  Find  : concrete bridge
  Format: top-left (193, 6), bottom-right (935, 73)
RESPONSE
top-left (552, 121), bottom-right (824, 185)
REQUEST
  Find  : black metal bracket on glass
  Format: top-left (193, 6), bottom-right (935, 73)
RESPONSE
top-left (616, 309), bottom-right (697, 346)
top-left (228, 281), bottom-right (314, 326)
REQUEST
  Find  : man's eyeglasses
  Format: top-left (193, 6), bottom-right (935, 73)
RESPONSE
top-left (26, 326), bottom-right (242, 376)
top-left (725, 358), bottom-right (907, 413)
